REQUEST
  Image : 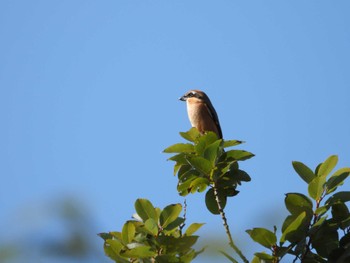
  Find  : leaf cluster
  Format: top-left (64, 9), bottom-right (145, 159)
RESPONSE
top-left (163, 128), bottom-right (254, 214)
top-left (99, 199), bottom-right (204, 263)
top-left (246, 155), bottom-right (350, 262)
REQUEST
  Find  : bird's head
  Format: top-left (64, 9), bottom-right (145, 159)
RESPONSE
top-left (179, 90), bottom-right (208, 102)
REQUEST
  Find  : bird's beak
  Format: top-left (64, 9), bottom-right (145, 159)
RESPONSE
top-left (179, 95), bottom-right (186, 101)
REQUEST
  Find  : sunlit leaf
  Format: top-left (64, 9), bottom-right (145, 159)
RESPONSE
top-left (98, 232), bottom-right (113, 241)
top-left (144, 218), bottom-right (158, 236)
top-left (163, 143), bottom-right (194, 153)
top-left (185, 223), bottom-right (205, 236)
top-left (159, 203), bottom-right (182, 228)
top-left (280, 212), bottom-right (306, 243)
top-left (308, 176), bottom-right (326, 200)
top-left (317, 155), bottom-right (338, 177)
top-left (134, 199), bottom-right (157, 222)
top-left (121, 245), bottom-right (156, 258)
top-left (246, 228), bottom-right (277, 249)
top-left (251, 256), bottom-right (261, 263)
top-left (202, 131), bottom-right (219, 143)
top-left (105, 239), bottom-right (123, 255)
top-left (203, 140), bottom-right (222, 164)
top-left (122, 221), bottom-right (135, 244)
top-left (189, 177), bottom-right (210, 193)
top-left (177, 175), bottom-right (197, 196)
top-left (104, 239), bottom-right (129, 263)
top-left (186, 156), bottom-right (213, 175)
top-left (168, 152), bottom-right (187, 163)
top-left (179, 127), bottom-right (201, 142)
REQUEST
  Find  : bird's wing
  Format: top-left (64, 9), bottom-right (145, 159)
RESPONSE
top-left (204, 101), bottom-right (223, 139)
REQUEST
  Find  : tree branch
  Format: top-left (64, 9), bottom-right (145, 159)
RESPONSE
top-left (213, 184), bottom-right (249, 263)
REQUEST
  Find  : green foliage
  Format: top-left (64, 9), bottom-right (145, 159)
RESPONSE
top-left (164, 128), bottom-right (253, 214)
top-left (247, 155), bottom-right (350, 262)
top-left (99, 198), bottom-right (204, 262)
top-left (101, 127), bottom-right (350, 263)
top-left (246, 228), bottom-right (277, 249)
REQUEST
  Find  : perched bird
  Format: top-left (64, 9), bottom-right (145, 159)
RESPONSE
top-left (179, 90), bottom-right (223, 139)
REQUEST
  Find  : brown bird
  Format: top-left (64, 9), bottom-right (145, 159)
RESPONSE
top-left (179, 90), bottom-right (223, 139)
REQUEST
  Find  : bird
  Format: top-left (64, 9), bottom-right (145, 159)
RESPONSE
top-left (179, 90), bottom-right (223, 139)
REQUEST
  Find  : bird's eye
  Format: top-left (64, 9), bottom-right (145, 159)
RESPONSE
top-left (188, 92), bottom-right (196, 97)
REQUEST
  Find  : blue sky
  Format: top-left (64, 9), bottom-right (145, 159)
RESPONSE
top-left (1, 1), bottom-right (350, 262)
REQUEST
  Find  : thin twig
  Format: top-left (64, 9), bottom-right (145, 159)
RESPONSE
top-left (179, 199), bottom-right (187, 236)
top-left (301, 191), bottom-right (325, 261)
top-left (213, 184), bottom-right (249, 263)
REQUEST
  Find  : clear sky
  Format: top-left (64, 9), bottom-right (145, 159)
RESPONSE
top-left (1, 1), bottom-right (350, 262)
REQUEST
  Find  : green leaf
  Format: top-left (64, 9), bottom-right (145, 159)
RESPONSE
top-left (173, 163), bottom-right (182, 176)
top-left (312, 216), bottom-right (327, 229)
top-left (251, 256), bottom-right (262, 263)
top-left (156, 235), bottom-right (199, 253)
top-left (194, 137), bottom-right (207, 156)
top-left (315, 206), bottom-right (329, 216)
top-left (159, 203), bottom-right (182, 228)
top-left (122, 245), bottom-right (156, 258)
top-left (255, 252), bottom-right (275, 260)
top-left (104, 239), bottom-right (129, 263)
top-left (225, 150), bottom-right (255, 161)
top-left (168, 152), bottom-right (187, 163)
top-left (326, 167), bottom-right (350, 194)
top-left (292, 161), bottom-right (315, 184)
top-left (285, 193), bottom-right (313, 215)
top-left (280, 212), bottom-right (306, 243)
top-left (164, 217), bottom-right (185, 232)
top-left (331, 202), bottom-right (350, 223)
top-left (98, 232), bottom-right (113, 241)
top-left (189, 177), bottom-right (210, 193)
top-left (186, 156), bottom-right (213, 175)
top-left (229, 169), bottom-right (251, 182)
top-left (134, 199), bottom-right (157, 222)
top-left (122, 221), bottom-right (135, 244)
top-left (219, 250), bottom-right (238, 263)
top-left (144, 218), bottom-right (158, 236)
top-left (223, 140), bottom-right (243, 148)
top-left (177, 164), bottom-right (194, 180)
top-left (274, 246), bottom-right (293, 257)
top-left (312, 222), bottom-right (339, 258)
top-left (185, 223), bottom-right (205, 236)
top-left (325, 191), bottom-right (350, 206)
top-left (308, 176), bottom-right (326, 200)
top-left (177, 175), bottom-right (197, 196)
top-left (317, 155), bottom-right (338, 177)
top-left (205, 188), bottom-right (226, 215)
top-left (163, 143), bottom-right (194, 153)
top-left (203, 140), bottom-right (222, 164)
top-left (202, 131), bottom-right (219, 143)
top-left (179, 127), bottom-right (201, 142)
top-left (246, 228), bottom-right (277, 249)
